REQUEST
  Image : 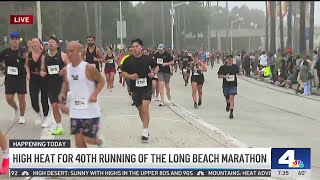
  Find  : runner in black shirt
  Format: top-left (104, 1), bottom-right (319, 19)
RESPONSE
top-left (217, 55), bottom-right (240, 119)
top-left (121, 38), bottom-right (159, 141)
top-left (0, 32), bottom-right (27, 123)
top-left (180, 50), bottom-right (193, 86)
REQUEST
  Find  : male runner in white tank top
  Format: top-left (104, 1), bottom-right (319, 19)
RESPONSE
top-left (59, 41), bottom-right (105, 148)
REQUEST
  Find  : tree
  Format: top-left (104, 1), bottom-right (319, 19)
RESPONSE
top-left (265, 1), bottom-right (269, 51)
top-left (309, 1), bottom-right (314, 52)
top-left (286, 1), bottom-right (292, 48)
top-left (299, 1), bottom-right (306, 54)
top-left (279, 1), bottom-right (284, 52)
top-left (269, 1), bottom-right (276, 53)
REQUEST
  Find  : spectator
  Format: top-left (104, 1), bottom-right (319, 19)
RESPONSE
top-left (279, 70), bottom-right (296, 88)
top-left (277, 58), bottom-right (287, 85)
top-left (268, 51), bottom-right (276, 82)
top-left (242, 53), bottom-right (251, 77)
top-left (295, 55), bottom-right (303, 78)
top-left (312, 50), bottom-right (318, 87)
top-left (235, 53), bottom-right (242, 70)
top-left (299, 60), bottom-right (312, 96)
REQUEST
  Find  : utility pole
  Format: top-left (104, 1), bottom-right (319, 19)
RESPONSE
top-left (84, 2), bottom-right (90, 36)
top-left (98, 2), bottom-right (102, 48)
top-left (94, 2), bottom-right (99, 47)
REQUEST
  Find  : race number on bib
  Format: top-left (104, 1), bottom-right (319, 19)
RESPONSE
top-left (226, 75), bottom-right (235, 81)
top-left (47, 65), bottom-right (60, 75)
top-left (73, 98), bottom-right (88, 110)
top-left (107, 59), bottom-right (114, 64)
top-left (182, 69), bottom-right (187, 72)
top-left (136, 78), bottom-right (147, 87)
top-left (7, 66), bottom-right (18, 75)
top-left (193, 71), bottom-right (199, 76)
top-left (157, 58), bottom-right (164, 64)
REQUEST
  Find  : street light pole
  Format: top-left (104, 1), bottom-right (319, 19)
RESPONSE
top-left (120, 1), bottom-right (123, 45)
top-left (231, 17), bottom-right (243, 52)
top-left (36, 1), bottom-right (42, 40)
top-left (171, 1), bottom-right (174, 50)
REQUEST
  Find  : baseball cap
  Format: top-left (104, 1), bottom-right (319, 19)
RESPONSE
top-left (157, 44), bottom-right (165, 50)
top-left (10, 32), bottom-right (20, 39)
top-left (43, 42), bottom-right (48, 45)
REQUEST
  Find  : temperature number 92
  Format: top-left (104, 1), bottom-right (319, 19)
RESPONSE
top-left (10, 170), bottom-right (18, 176)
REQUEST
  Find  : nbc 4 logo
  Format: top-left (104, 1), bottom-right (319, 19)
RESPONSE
top-left (278, 150), bottom-right (304, 168)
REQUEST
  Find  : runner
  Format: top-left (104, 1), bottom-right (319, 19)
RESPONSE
top-left (104, 46), bottom-right (117, 92)
top-left (25, 37), bottom-right (50, 127)
top-left (0, 131), bottom-right (8, 174)
top-left (153, 44), bottom-right (174, 106)
top-left (83, 35), bottom-right (104, 72)
top-left (59, 41), bottom-right (105, 148)
top-left (190, 52), bottom-right (207, 109)
top-left (217, 55), bottom-right (240, 119)
top-left (180, 50), bottom-right (193, 86)
top-left (117, 49), bottom-right (126, 86)
top-left (120, 47), bottom-right (134, 103)
top-left (121, 39), bottom-right (159, 141)
top-left (209, 51), bottom-right (216, 69)
top-left (40, 36), bottom-right (69, 135)
top-left (43, 42), bottom-right (48, 53)
top-left (0, 32), bottom-right (27, 123)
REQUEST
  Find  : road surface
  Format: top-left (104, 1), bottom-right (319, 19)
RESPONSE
top-left (0, 64), bottom-right (318, 179)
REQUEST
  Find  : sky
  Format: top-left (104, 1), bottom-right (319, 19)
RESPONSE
top-left (131, 1), bottom-right (320, 25)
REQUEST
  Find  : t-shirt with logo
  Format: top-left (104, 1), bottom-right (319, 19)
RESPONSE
top-left (181, 56), bottom-right (193, 69)
top-left (121, 55), bottom-right (157, 91)
top-left (153, 51), bottom-right (173, 74)
top-left (217, 64), bottom-right (239, 88)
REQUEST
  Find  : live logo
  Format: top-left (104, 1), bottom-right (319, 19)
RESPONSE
top-left (10, 15), bottom-right (33, 24)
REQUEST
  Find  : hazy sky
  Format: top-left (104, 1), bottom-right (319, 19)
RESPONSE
top-left (132, 1), bottom-right (320, 25)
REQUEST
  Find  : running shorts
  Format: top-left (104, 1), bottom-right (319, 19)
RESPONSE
top-left (223, 86), bottom-right (237, 97)
top-left (70, 117), bottom-right (100, 138)
top-left (191, 75), bottom-right (204, 85)
top-left (47, 80), bottom-right (62, 104)
top-left (132, 87), bottom-right (152, 107)
top-left (4, 76), bottom-right (27, 95)
top-left (104, 66), bottom-right (116, 74)
top-left (158, 72), bottom-right (171, 83)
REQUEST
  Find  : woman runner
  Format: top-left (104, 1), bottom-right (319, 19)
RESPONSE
top-left (190, 52), bottom-right (207, 109)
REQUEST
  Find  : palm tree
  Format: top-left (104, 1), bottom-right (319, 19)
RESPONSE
top-left (265, 1), bottom-right (269, 51)
top-left (270, 1), bottom-right (276, 53)
top-left (299, 1), bottom-right (306, 54)
top-left (279, 1), bottom-right (284, 52)
top-left (309, 1), bottom-right (314, 52)
top-left (286, 1), bottom-right (292, 49)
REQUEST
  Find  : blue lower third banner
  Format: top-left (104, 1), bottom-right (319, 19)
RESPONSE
top-left (9, 168), bottom-right (271, 177)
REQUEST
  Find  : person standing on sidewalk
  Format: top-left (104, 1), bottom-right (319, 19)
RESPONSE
top-left (315, 52), bottom-right (320, 90)
top-left (299, 60), bottom-right (312, 96)
top-left (153, 44), bottom-right (174, 106)
top-left (0, 32), bottom-right (27, 123)
top-left (59, 41), bottom-right (105, 148)
top-left (121, 39), bottom-right (159, 141)
top-left (0, 131), bottom-right (9, 174)
top-left (217, 55), bottom-right (240, 119)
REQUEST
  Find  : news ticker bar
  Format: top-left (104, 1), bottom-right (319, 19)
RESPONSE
top-left (10, 169), bottom-right (271, 177)
top-left (9, 139), bottom-right (70, 148)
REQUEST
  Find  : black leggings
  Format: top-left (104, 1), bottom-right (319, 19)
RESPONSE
top-left (29, 75), bottom-right (49, 117)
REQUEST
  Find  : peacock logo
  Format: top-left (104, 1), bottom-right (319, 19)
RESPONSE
top-left (292, 160), bottom-right (304, 168)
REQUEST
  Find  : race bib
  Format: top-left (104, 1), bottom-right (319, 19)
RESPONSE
top-left (157, 58), bottom-right (164, 64)
top-left (193, 71), bottom-right (199, 76)
top-left (73, 98), bottom-right (88, 110)
top-left (182, 69), bottom-right (187, 72)
top-left (107, 59), bottom-right (114, 64)
top-left (48, 65), bottom-right (60, 75)
top-left (118, 68), bottom-right (122, 72)
top-left (136, 78), bottom-right (147, 87)
top-left (226, 75), bottom-right (235, 81)
top-left (7, 66), bottom-right (18, 75)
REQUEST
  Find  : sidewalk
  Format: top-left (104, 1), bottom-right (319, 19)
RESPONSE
top-left (240, 73), bottom-right (320, 97)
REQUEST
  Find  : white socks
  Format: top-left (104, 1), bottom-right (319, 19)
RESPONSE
top-left (2, 150), bottom-right (9, 159)
top-left (142, 129), bottom-right (149, 137)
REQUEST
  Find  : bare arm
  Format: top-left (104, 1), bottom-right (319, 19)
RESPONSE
top-left (40, 55), bottom-right (47, 77)
top-left (61, 52), bottom-right (70, 65)
top-left (25, 53), bottom-right (30, 78)
top-left (88, 65), bottom-right (105, 96)
top-left (94, 48), bottom-right (105, 63)
top-left (60, 67), bottom-right (69, 97)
